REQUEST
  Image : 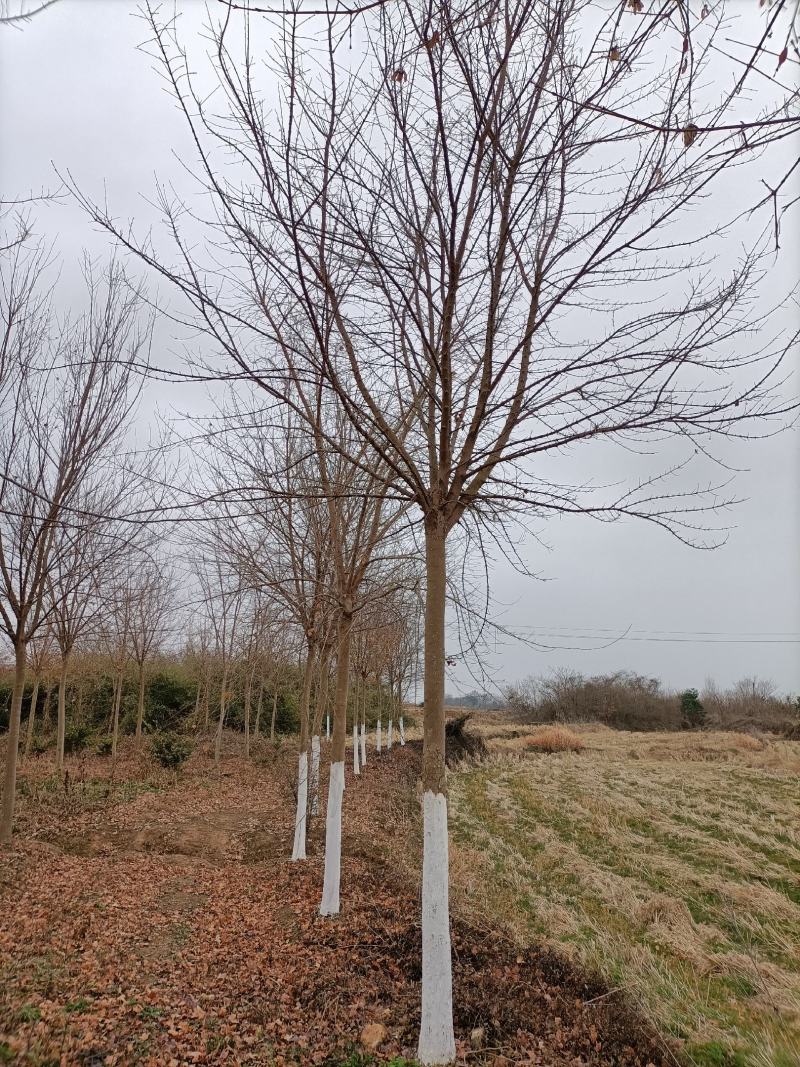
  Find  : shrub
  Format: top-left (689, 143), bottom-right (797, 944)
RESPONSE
top-left (96, 736), bottom-right (113, 756)
top-left (151, 732), bottom-right (192, 770)
top-left (28, 735), bottom-right (51, 756)
top-left (701, 677), bottom-right (793, 732)
top-left (680, 689), bottom-right (706, 730)
top-left (526, 726), bottom-right (584, 753)
top-left (506, 669), bottom-right (680, 731)
top-left (146, 671), bottom-right (195, 731)
top-left (119, 709), bottom-right (138, 736)
top-left (63, 721), bottom-right (93, 754)
top-left (272, 693), bottom-right (299, 734)
top-left (223, 697), bottom-right (245, 732)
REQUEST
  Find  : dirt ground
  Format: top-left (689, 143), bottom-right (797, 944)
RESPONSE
top-left (0, 735), bottom-right (672, 1066)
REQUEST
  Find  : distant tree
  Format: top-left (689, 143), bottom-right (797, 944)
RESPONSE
top-left (197, 553), bottom-right (244, 769)
top-left (680, 689), bottom-right (706, 730)
top-left (129, 562), bottom-right (174, 745)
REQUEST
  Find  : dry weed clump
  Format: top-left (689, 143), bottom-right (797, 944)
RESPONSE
top-left (526, 726), bottom-right (584, 753)
top-left (731, 731), bottom-right (766, 751)
top-left (636, 893), bottom-right (693, 929)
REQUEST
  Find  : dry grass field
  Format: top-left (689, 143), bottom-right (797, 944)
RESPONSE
top-left (447, 719), bottom-right (800, 1067)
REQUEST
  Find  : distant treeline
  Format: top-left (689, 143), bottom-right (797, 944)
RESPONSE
top-left (504, 670), bottom-right (799, 735)
top-left (444, 691), bottom-right (504, 710)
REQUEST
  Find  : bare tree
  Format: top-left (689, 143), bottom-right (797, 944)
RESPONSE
top-left (48, 512), bottom-right (102, 773)
top-left (0, 250), bottom-right (147, 844)
top-left (237, 594), bottom-right (275, 759)
top-left (309, 636), bottom-right (334, 815)
top-left (99, 568), bottom-right (139, 765)
top-left (197, 552), bottom-right (244, 768)
top-left (311, 415), bottom-right (408, 916)
top-left (72, 1), bottom-right (800, 1057)
top-left (128, 561), bottom-right (173, 746)
top-left (198, 411), bottom-right (334, 860)
top-left (21, 626), bottom-right (54, 760)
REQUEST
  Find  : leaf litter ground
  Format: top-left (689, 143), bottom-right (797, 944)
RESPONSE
top-left (0, 739), bottom-right (671, 1065)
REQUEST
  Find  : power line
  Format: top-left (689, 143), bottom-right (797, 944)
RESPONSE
top-left (511, 624), bottom-right (800, 644)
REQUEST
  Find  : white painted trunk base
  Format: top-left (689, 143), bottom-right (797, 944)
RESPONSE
top-left (291, 750), bottom-right (309, 861)
top-left (359, 723), bottom-right (366, 766)
top-left (352, 725), bottom-right (360, 775)
top-left (310, 735), bottom-right (321, 816)
top-left (399, 716), bottom-right (406, 745)
top-left (387, 719), bottom-right (393, 750)
top-left (417, 791), bottom-right (456, 1065)
top-left (376, 719), bottom-right (382, 753)
top-left (326, 713), bottom-right (330, 740)
top-left (319, 761), bottom-right (345, 915)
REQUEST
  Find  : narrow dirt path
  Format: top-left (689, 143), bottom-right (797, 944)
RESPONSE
top-left (0, 742), bottom-right (671, 1065)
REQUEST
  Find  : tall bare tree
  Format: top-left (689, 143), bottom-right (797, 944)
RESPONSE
top-left (0, 248), bottom-right (148, 844)
top-left (73, 1), bottom-right (800, 1057)
top-left (199, 411), bottom-right (333, 860)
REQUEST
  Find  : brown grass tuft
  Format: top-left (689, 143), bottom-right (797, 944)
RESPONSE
top-left (636, 893), bottom-right (693, 929)
top-left (525, 726), bottom-right (584, 753)
top-left (732, 732), bottom-right (766, 751)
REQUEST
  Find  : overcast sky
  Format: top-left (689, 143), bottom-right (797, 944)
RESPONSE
top-left (1, 0), bottom-right (798, 696)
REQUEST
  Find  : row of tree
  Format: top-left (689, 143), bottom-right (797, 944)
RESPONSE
top-left (3, 0), bottom-right (799, 1060)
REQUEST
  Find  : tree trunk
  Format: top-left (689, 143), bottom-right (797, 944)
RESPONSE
top-left (22, 673), bottom-right (40, 761)
top-left (111, 669), bottom-right (123, 767)
top-left (193, 677), bottom-right (202, 725)
top-left (417, 516), bottom-right (455, 1066)
top-left (244, 672), bottom-right (252, 759)
top-left (0, 639), bottom-right (27, 845)
top-left (360, 676), bottom-right (367, 765)
top-left (320, 607), bottom-right (352, 915)
top-left (107, 674), bottom-right (119, 735)
top-left (135, 661), bottom-right (146, 743)
top-left (310, 734), bottom-right (321, 815)
top-left (310, 658), bottom-right (328, 816)
top-left (352, 723), bottom-right (360, 775)
top-left (352, 673), bottom-right (360, 775)
top-left (387, 718), bottom-right (393, 750)
top-left (291, 646), bottom-right (315, 861)
top-left (270, 688), bottom-right (278, 742)
top-left (214, 670), bottom-right (228, 768)
top-left (43, 681), bottom-right (53, 731)
top-left (254, 679), bottom-right (264, 738)
top-left (55, 653), bottom-right (70, 775)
